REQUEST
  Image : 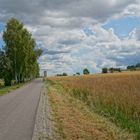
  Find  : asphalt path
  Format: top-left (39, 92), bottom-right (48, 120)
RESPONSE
top-left (0, 79), bottom-right (43, 140)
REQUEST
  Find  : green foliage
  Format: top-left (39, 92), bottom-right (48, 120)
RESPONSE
top-left (0, 51), bottom-right (13, 86)
top-left (136, 63), bottom-right (140, 68)
top-left (109, 68), bottom-right (121, 73)
top-left (76, 72), bottom-right (80, 75)
top-left (62, 73), bottom-right (68, 76)
top-left (127, 63), bottom-right (140, 71)
top-left (83, 68), bottom-right (90, 75)
top-left (0, 82), bottom-right (26, 96)
top-left (0, 18), bottom-right (42, 86)
top-left (102, 67), bottom-right (108, 73)
top-left (56, 73), bottom-right (68, 76)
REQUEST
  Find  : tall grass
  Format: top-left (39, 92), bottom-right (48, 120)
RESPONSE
top-left (49, 71), bottom-right (140, 139)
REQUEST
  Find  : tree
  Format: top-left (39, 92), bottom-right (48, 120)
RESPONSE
top-left (127, 65), bottom-right (136, 71)
top-left (109, 68), bottom-right (114, 73)
top-left (62, 73), bottom-right (68, 76)
top-left (102, 68), bottom-right (108, 73)
top-left (83, 68), bottom-right (90, 75)
top-left (109, 67), bottom-right (121, 73)
top-left (0, 50), bottom-right (13, 86)
top-left (136, 63), bottom-right (140, 68)
top-left (76, 72), bottom-right (80, 75)
top-left (56, 73), bottom-right (68, 76)
top-left (2, 18), bottom-right (42, 86)
top-left (0, 50), bottom-right (4, 79)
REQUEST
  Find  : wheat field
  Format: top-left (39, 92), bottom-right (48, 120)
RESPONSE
top-left (48, 71), bottom-right (140, 138)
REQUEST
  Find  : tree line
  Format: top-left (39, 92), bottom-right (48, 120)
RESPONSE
top-left (56, 68), bottom-right (90, 77)
top-left (127, 63), bottom-right (140, 71)
top-left (57, 63), bottom-right (140, 77)
top-left (0, 18), bottom-right (42, 86)
top-left (102, 67), bottom-right (121, 73)
top-left (102, 63), bottom-right (140, 74)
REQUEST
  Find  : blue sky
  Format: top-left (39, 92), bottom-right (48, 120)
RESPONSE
top-left (0, 23), bottom-right (5, 49)
top-left (103, 16), bottom-right (140, 38)
top-left (0, 23), bottom-right (4, 31)
top-left (0, 0), bottom-right (140, 75)
top-left (77, 16), bottom-right (140, 39)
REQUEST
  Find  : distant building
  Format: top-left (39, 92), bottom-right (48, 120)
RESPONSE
top-left (44, 71), bottom-right (47, 77)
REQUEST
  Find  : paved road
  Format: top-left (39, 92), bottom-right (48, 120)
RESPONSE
top-left (0, 79), bottom-right (43, 140)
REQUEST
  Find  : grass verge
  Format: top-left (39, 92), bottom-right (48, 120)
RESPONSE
top-left (0, 83), bottom-right (28, 96)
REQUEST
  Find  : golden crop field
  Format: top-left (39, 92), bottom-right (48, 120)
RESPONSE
top-left (48, 71), bottom-right (140, 138)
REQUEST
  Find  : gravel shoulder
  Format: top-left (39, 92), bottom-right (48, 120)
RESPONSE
top-left (32, 84), bottom-right (55, 140)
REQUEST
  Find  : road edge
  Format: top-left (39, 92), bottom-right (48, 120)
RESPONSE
top-left (32, 83), bottom-right (55, 140)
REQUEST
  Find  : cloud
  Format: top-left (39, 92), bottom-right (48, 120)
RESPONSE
top-left (0, 0), bottom-right (140, 75)
top-left (0, 32), bottom-right (2, 40)
top-left (0, 0), bottom-right (138, 26)
top-left (37, 23), bottom-right (140, 75)
top-left (127, 28), bottom-right (140, 40)
top-left (43, 50), bottom-right (70, 55)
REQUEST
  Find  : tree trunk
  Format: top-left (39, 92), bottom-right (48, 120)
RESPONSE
top-left (4, 78), bottom-right (12, 86)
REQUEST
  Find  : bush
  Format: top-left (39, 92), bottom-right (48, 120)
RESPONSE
top-left (56, 73), bottom-right (68, 76)
top-left (102, 68), bottom-right (108, 73)
top-left (83, 68), bottom-right (90, 75)
top-left (76, 72), bottom-right (80, 75)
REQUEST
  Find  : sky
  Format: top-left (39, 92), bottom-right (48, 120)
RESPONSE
top-left (0, 0), bottom-right (140, 75)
